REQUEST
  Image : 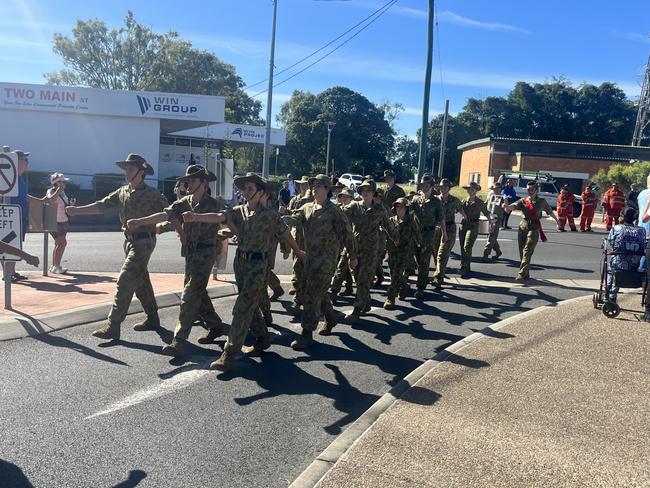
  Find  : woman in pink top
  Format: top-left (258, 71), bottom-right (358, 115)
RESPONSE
top-left (46, 172), bottom-right (74, 274)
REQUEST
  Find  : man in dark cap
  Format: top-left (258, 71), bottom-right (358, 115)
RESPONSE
top-left (383, 169), bottom-right (406, 209)
top-left (126, 165), bottom-right (227, 355)
top-left (67, 154), bottom-right (168, 340)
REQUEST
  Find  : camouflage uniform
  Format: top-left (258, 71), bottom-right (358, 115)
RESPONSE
top-left (512, 196), bottom-right (553, 278)
top-left (95, 184), bottom-right (168, 326)
top-left (260, 208), bottom-right (282, 322)
top-left (285, 200), bottom-right (357, 331)
top-left (384, 184), bottom-right (406, 209)
top-left (221, 204), bottom-right (290, 359)
top-left (286, 192), bottom-right (313, 304)
top-left (432, 194), bottom-right (463, 285)
top-left (459, 197), bottom-right (490, 274)
top-left (411, 193), bottom-right (444, 291)
top-left (165, 194), bottom-right (225, 342)
top-left (377, 184), bottom-right (406, 281)
top-left (344, 200), bottom-right (390, 312)
top-left (483, 193), bottom-right (505, 258)
top-left (386, 212), bottom-right (421, 300)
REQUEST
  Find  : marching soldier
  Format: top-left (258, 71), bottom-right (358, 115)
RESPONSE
top-left (459, 182), bottom-right (491, 277)
top-left (580, 184), bottom-right (597, 232)
top-left (431, 178), bottom-right (466, 288)
top-left (126, 165), bottom-right (226, 355)
top-left (373, 188), bottom-right (390, 287)
top-left (66, 154), bottom-right (167, 340)
top-left (330, 189), bottom-right (356, 301)
top-left (384, 197), bottom-right (420, 310)
top-left (411, 174), bottom-right (446, 298)
top-left (504, 181), bottom-right (559, 281)
top-left (483, 182), bottom-right (504, 260)
top-left (260, 183), bottom-right (284, 324)
top-left (282, 175), bottom-right (358, 346)
top-left (603, 182), bottom-right (625, 231)
top-left (556, 185), bottom-right (577, 232)
top-left (383, 169), bottom-right (406, 208)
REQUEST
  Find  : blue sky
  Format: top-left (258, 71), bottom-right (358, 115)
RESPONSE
top-left (3, 0), bottom-right (649, 137)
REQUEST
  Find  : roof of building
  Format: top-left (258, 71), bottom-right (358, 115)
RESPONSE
top-left (457, 137), bottom-right (650, 153)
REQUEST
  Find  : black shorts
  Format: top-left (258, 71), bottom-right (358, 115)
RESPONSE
top-left (50, 222), bottom-right (69, 239)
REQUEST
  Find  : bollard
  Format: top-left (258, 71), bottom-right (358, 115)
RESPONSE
top-left (3, 259), bottom-right (11, 309)
top-left (43, 231), bottom-right (48, 277)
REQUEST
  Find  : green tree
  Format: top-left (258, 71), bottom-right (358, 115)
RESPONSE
top-left (592, 161), bottom-right (650, 193)
top-left (47, 11), bottom-right (261, 124)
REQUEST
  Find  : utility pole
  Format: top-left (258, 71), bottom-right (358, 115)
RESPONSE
top-left (632, 48), bottom-right (650, 146)
top-left (416, 0), bottom-right (435, 182)
top-left (274, 147), bottom-right (279, 176)
top-left (438, 99), bottom-right (449, 178)
top-left (262, 0), bottom-right (278, 177)
top-left (325, 122), bottom-right (335, 175)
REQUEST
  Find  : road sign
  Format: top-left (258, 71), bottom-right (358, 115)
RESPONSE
top-left (0, 152), bottom-right (18, 197)
top-left (0, 204), bottom-right (22, 261)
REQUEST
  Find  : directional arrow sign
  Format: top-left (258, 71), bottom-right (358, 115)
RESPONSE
top-left (0, 204), bottom-right (22, 261)
top-left (0, 153), bottom-right (18, 197)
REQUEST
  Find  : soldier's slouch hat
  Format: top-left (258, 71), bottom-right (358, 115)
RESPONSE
top-left (392, 196), bottom-right (410, 210)
top-left (234, 172), bottom-right (266, 190)
top-left (357, 179), bottom-right (377, 192)
top-left (308, 174), bottom-right (331, 187)
top-left (177, 164), bottom-right (217, 182)
top-left (439, 178), bottom-right (453, 188)
top-left (337, 188), bottom-right (355, 199)
top-left (296, 175), bottom-right (311, 184)
top-left (462, 181), bottom-right (481, 192)
top-left (116, 153), bottom-right (154, 176)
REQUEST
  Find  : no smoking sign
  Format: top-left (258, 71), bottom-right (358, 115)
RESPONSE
top-left (0, 152), bottom-right (18, 197)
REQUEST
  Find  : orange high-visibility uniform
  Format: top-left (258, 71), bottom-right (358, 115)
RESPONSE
top-left (556, 191), bottom-right (577, 231)
top-left (603, 187), bottom-right (625, 230)
top-left (580, 188), bottom-right (597, 231)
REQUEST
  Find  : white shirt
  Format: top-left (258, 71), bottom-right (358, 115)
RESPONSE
top-left (46, 187), bottom-right (69, 223)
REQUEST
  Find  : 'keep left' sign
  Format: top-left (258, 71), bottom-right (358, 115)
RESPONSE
top-left (0, 205), bottom-right (22, 261)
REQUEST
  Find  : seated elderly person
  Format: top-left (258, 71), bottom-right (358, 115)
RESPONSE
top-left (606, 207), bottom-right (646, 303)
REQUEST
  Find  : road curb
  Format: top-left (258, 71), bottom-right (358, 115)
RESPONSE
top-left (289, 294), bottom-right (591, 488)
top-left (0, 282), bottom-right (238, 342)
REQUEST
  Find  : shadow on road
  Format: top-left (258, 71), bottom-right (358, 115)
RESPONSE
top-left (0, 458), bottom-right (34, 488)
top-left (112, 469), bottom-right (147, 487)
top-left (33, 333), bottom-right (129, 366)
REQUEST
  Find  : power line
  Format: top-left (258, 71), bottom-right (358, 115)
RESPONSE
top-left (245, 0), bottom-right (398, 90)
top-left (250, 0), bottom-right (397, 98)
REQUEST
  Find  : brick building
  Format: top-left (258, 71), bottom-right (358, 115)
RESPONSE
top-left (458, 137), bottom-right (650, 193)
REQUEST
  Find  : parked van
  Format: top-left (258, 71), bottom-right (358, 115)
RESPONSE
top-left (497, 172), bottom-right (583, 216)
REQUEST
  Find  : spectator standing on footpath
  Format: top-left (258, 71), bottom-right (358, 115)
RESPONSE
top-left (606, 207), bottom-right (646, 304)
top-left (67, 154), bottom-right (168, 340)
top-left (500, 179), bottom-right (517, 229)
top-left (287, 173), bottom-right (297, 197)
top-left (638, 187), bottom-right (650, 321)
top-left (637, 174), bottom-right (650, 239)
top-left (46, 172), bottom-right (74, 274)
top-left (627, 183), bottom-right (640, 211)
top-left (279, 180), bottom-right (292, 207)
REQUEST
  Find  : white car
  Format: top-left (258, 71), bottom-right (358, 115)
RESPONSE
top-left (338, 173), bottom-right (364, 191)
top-left (497, 174), bottom-right (583, 216)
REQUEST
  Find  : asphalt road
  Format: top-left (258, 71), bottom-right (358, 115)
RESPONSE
top-left (1, 219), bottom-right (606, 488)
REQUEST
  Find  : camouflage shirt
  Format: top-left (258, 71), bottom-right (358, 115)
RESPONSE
top-left (95, 183), bottom-right (168, 233)
top-left (285, 200), bottom-right (357, 273)
top-left (461, 197), bottom-right (490, 223)
top-left (386, 213), bottom-right (421, 254)
top-left (411, 194), bottom-right (443, 233)
top-left (343, 200), bottom-right (390, 255)
top-left (165, 194), bottom-right (225, 244)
top-left (226, 204), bottom-right (289, 253)
top-left (437, 194), bottom-right (463, 225)
top-left (384, 184), bottom-right (406, 209)
top-left (513, 196), bottom-right (553, 229)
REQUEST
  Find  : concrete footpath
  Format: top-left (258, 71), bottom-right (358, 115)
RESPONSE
top-left (292, 293), bottom-right (650, 488)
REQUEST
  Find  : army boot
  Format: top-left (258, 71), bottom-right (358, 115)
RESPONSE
top-left (210, 351), bottom-right (235, 371)
top-left (197, 324), bottom-right (225, 344)
top-left (287, 300), bottom-right (301, 314)
top-left (383, 298), bottom-right (395, 310)
top-left (92, 322), bottom-right (120, 341)
top-left (270, 286), bottom-right (284, 301)
top-left (133, 313), bottom-right (160, 331)
top-left (290, 329), bottom-right (314, 350)
top-left (493, 249), bottom-right (502, 259)
top-left (242, 334), bottom-right (272, 357)
top-left (161, 338), bottom-right (186, 357)
top-left (398, 288), bottom-right (408, 301)
top-left (344, 308), bottom-right (362, 324)
top-left (329, 289), bottom-right (339, 305)
top-left (341, 285), bottom-right (354, 296)
top-left (643, 309), bottom-right (650, 323)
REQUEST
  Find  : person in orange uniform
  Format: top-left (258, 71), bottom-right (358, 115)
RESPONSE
top-left (580, 185), bottom-right (597, 232)
top-left (556, 185), bottom-right (577, 232)
top-left (603, 183), bottom-right (625, 231)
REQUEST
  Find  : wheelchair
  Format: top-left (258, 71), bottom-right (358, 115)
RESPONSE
top-left (593, 240), bottom-right (647, 318)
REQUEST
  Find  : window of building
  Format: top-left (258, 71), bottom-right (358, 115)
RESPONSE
top-left (469, 172), bottom-right (481, 184)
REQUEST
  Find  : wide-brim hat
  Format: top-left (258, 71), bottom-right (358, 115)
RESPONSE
top-left (332, 181), bottom-right (345, 191)
top-left (116, 153), bottom-right (154, 176)
top-left (309, 174), bottom-right (331, 188)
top-left (357, 179), bottom-right (377, 192)
top-left (463, 182), bottom-right (481, 192)
top-left (392, 196), bottom-right (410, 209)
top-left (439, 178), bottom-right (453, 188)
top-left (50, 172), bottom-right (70, 184)
top-left (296, 175), bottom-right (311, 184)
top-left (177, 164), bottom-right (217, 182)
top-left (337, 188), bottom-right (355, 199)
top-left (383, 169), bottom-right (396, 178)
top-left (234, 172), bottom-right (266, 190)
top-left (419, 174), bottom-right (435, 186)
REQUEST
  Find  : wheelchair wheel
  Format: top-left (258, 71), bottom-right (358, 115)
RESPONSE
top-left (642, 282), bottom-right (647, 308)
top-left (602, 301), bottom-right (620, 318)
top-left (592, 291), bottom-right (600, 309)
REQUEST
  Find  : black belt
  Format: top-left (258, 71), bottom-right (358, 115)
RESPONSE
top-left (186, 242), bottom-right (215, 252)
top-left (125, 231), bottom-right (155, 241)
top-left (237, 250), bottom-right (268, 260)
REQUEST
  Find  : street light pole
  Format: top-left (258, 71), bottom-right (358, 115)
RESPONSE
top-left (262, 0), bottom-right (278, 178)
top-left (325, 122), bottom-right (335, 175)
top-left (416, 0), bottom-right (434, 183)
top-left (274, 147), bottom-right (279, 176)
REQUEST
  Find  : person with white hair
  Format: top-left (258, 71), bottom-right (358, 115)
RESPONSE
top-left (46, 172), bottom-right (74, 274)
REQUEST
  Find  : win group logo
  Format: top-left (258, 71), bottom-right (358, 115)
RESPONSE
top-left (136, 95), bottom-right (152, 115)
top-left (231, 128), bottom-right (243, 138)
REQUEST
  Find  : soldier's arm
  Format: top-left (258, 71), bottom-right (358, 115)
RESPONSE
top-left (480, 199), bottom-right (491, 219)
top-left (67, 187), bottom-right (122, 216)
top-left (126, 212), bottom-right (168, 231)
top-left (337, 209), bottom-right (358, 266)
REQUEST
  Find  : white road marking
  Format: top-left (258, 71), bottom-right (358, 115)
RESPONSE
top-left (85, 364), bottom-right (211, 420)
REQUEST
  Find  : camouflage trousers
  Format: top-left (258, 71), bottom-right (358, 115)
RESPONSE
top-left (432, 223), bottom-right (457, 284)
top-left (291, 255), bottom-right (306, 304)
top-left (354, 248), bottom-right (377, 310)
top-left (483, 221), bottom-right (502, 257)
top-left (174, 247), bottom-right (223, 341)
top-left (108, 238), bottom-right (158, 326)
top-left (222, 252), bottom-right (270, 358)
top-left (416, 230), bottom-right (437, 290)
top-left (459, 221), bottom-right (479, 272)
top-left (375, 234), bottom-right (387, 280)
top-left (331, 250), bottom-right (353, 292)
top-left (518, 224), bottom-right (540, 277)
top-left (302, 272), bottom-right (337, 331)
top-left (387, 251), bottom-right (410, 300)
